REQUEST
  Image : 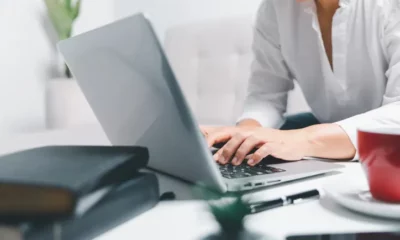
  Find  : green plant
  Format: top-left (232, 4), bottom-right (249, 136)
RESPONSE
top-left (193, 185), bottom-right (265, 240)
top-left (44, 0), bottom-right (82, 78)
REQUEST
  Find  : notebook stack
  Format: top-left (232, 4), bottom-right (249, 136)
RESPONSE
top-left (0, 146), bottom-right (159, 240)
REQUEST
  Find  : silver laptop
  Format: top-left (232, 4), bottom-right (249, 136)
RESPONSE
top-left (58, 13), bottom-right (343, 193)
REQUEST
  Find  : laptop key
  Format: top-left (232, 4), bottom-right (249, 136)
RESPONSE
top-left (219, 163), bottom-right (286, 179)
top-left (235, 174), bottom-right (248, 178)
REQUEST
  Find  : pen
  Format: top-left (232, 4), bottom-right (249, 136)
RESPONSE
top-left (247, 189), bottom-right (320, 214)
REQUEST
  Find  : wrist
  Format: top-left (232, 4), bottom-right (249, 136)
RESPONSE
top-left (237, 119), bottom-right (262, 129)
top-left (289, 128), bottom-right (314, 158)
top-left (300, 127), bottom-right (317, 157)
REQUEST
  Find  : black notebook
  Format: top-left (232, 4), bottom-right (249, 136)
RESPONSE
top-left (0, 145), bottom-right (149, 221)
top-left (0, 173), bottom-right (160, 240)
top-left (26, 173), bottom-right (160, 240)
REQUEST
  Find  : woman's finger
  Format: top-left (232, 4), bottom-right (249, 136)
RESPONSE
top-left (233, 136), bottom-right (262, 165)
top-left (218, 133), bottom-right (247, 164)
top-left (206, 131), bottom-right (231, 148)
top-left (248, 144), bottom-right (271, 166)
top-left (213, 148), bottom-right (223, 162)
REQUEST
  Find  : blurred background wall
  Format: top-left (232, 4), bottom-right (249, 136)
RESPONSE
top-left (115, 0), bottom-right (263, 40)
top-left (0, 0), bottom-right (114, 134)
top-left (0, 0), bottom-right (262, 134)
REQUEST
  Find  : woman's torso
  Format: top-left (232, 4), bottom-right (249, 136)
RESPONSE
top-left (274, 0), bottom-right (390, 122)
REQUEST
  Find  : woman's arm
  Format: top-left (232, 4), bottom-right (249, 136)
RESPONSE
top-left (237, 0), bottom-right (293, 128)
top-left (303, 124), bottom-right (356, 160)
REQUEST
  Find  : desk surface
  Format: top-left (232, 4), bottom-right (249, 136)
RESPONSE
top-left (2, 126), bottom-right (400, 240)
top-left (95, 163), bottom-right (400, 240)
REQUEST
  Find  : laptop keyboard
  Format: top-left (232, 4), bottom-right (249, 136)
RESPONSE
top-left (219, 162), bottom-right (286, 179)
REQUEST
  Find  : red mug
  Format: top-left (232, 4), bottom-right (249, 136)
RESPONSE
top-left (358, 128), bottom-right (400, 203)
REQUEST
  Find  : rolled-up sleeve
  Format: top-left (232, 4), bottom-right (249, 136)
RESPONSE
top-left (337, 5), bottom-right (400, 156)
top-left (237, 0), bottom-right (294, 128)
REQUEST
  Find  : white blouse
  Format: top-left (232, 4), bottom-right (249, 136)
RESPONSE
top-left (239, 0), bottom-right (400, 150)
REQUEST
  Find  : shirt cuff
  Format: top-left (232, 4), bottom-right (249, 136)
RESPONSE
top-left (237, 103), bottom-right (284, 128)
top-left (335, 119), bottom-right (360, 161)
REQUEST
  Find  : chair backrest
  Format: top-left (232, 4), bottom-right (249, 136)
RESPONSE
top-left (164, 16), bottom-right (254, 126)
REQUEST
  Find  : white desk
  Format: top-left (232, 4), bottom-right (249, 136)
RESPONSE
top-left (2, 127), bottom-right (400, 240)
top-left (95, 163), bottom-right (400, 240)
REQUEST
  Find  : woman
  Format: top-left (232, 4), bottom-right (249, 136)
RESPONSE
top-left (203, 0), bottom-right (400, 166)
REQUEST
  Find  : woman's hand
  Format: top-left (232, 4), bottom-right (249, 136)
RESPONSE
top-left (201, 119), bottom-right (263, 147)
top-left (212, 123), bottom-right (356, 166)
top-left (201, 125), bottom-right (260, 148)
top-left (214, 128), bottom-right (309, 166)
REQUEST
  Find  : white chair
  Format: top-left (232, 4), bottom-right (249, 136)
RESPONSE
top-left (164, 16), bottom-right (310, 126)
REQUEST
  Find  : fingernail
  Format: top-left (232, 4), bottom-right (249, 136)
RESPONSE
top-left (219, 156), bottom-right (225, 163)
top-left (248, 159), bottom-right (255, 165)
top-left (232, 157), bottom-right (238, 165)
